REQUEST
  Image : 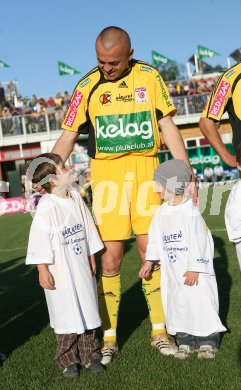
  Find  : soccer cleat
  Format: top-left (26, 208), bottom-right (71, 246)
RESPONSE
top-left (85, 359), bottom-right (105, 373)
top-left (101, 341), bottom-right (118, 365)
top-left (151, 333), bottom-right (178, 355)
top-left (62, 364), bottom-right (79, 378)
top-left (197, 345), bottom-right (217, 359)
top-left (174, 345), bottom-right (194, 360)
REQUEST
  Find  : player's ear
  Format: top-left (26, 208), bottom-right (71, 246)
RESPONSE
top-left (237, 162), bottom-right (241, 171)
top-left (129, 48), bottom-right (134, 60)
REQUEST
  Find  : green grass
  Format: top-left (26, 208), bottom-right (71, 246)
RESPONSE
top-left (1, 189), bottom-right (241, 389)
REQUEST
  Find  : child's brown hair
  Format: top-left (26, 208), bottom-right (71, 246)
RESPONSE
top-left (31, 153), bottom-right (63, 193)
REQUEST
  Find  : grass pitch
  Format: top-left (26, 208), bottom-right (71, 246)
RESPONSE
top-left (0, 189), bottom-right (241, 390)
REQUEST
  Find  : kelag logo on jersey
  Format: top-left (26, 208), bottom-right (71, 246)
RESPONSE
top-left (95, 111), bottom-right (154, 153)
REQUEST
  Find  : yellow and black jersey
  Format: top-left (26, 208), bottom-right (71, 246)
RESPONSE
top-left (201, 62), bottom-right (241, 151)
top-left (62, 60), bottom-right (176, 159)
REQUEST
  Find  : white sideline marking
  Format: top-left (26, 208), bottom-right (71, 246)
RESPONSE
top-left (0, 247), bottom-right (27, 252)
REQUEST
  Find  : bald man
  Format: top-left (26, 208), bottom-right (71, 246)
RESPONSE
top-left (52, 26), bottom-right (194, 365)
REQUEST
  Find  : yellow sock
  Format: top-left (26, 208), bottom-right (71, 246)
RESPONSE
top-left (98, 273), bottom-right (121, 342)
top-left (142, 266), bottom-right (166, 337)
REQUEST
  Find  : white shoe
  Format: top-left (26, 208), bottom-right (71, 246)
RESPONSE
top-left (197, 345), bottom-right (217, 359)
top-left (101, 341), bottom-right (118, 365)
top-left (151, 333), bottom-right (178, 355)
top-left (174, 345), bottom-right (194, 359)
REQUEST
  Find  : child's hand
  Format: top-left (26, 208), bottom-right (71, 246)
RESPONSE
top-left (38, 268), bottom-right (55, 290)
top-left (183, 271), bottom-right (199, 286)
top-left (89, 255), bottom-right (96, 276)
top-left (139, 261), bottom-right (153, 278)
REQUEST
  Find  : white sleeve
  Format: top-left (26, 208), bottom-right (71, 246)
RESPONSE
top-left (187, 213), bottom-right (214, 274)
top-left (225, 187), bottom-right (241, 243)
top-left (26, 204), bottom-right (53, 265)
top-left (145, 214), bottom-right (161, 262)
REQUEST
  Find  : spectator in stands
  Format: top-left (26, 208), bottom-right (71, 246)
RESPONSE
top-left (213, 164), bottom-right (225, 182)
top-left (55, 92), bottom-right (63, 108)
top-left (0, 84), bottom-right (5, 107)
top-left (203, 165), bottom-right (214, 183)
top-left (63, 91), bottom-right (71, 107)
top-left (5, 81), bottom-right (16, 103)
top-left (1, 106), bottom-right (13, 135)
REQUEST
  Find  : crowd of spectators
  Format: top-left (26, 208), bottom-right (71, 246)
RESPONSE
top-left (0, 81), bottom-right (72, 135)
top-left (0, 75), bottom-right (220, 136)
top-left (167, 76), bottom-right (219, 97)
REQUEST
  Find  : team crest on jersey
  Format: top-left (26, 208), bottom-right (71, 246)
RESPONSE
top-left (135, 87), bottom-right (148, 103)
top-left (100, 92), bottom-right (111, 105)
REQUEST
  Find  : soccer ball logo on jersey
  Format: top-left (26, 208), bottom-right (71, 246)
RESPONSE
top-left (99, 92), bottom-right (111, 105)
top-left (73, 243), bottom-right (81, 255)
top-left (168, 252), bottom-right (176, 263)
top-left (135, 87), bottom-right (148, 103)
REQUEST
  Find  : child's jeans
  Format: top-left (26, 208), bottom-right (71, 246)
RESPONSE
top-left (176, 332), bottom-right (220, 349)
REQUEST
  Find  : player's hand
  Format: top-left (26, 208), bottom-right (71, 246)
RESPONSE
top-left (89, 255), bottom-right (96, 276)
top-left (139, 261), bottom-right (153, 278)
top-left (185, 181), bottom-right (198, 206)
top-left (183, 271), bottom-right (199, 286)
top-left (39, 269), bottom-right (56, 290)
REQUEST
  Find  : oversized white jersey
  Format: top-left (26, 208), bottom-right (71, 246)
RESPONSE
top-left (146, 199), bottom-right (226, 337)
top-left (225, 181), bottom-right (241, 243)
top-left (26, 191), bottom-right (104, 334)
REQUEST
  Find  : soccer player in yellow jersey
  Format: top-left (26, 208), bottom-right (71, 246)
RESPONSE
top-left (199, 61), bottom-right (241, 167)
top-left (52, 26), bottom-right (195, 365)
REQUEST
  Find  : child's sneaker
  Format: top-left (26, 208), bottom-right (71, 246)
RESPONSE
top-left (174, 345), bottom-right (194, 359)
top-left (151, 333), bottom-right (178, 355)
top-left (85, 359), bottom-right (105, 373)
top-left (197, 345), bottom-right (217, 359)
top-left (62, 363), bottom-right (79, 378)
top-left (101, 341), bottom-right (118, 365)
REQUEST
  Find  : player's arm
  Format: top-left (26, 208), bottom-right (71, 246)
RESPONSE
top-left (88, 255), bottom-right (96, 276)
top-left (52, 129), bottom-right (79, 163)
top-left (199, 117), bottom-right (236, 167)
top-left (158, 115), bottom-right (197, 203)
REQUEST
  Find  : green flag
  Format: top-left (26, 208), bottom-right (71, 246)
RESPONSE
top-left (0, 60), bottom-right (10, 68)
top-left (152, 50), bottom-right (173, 65)
top-left (58, 61), bottom-right (80, 76)
top-left (197, 45), bottom-right (220, 59)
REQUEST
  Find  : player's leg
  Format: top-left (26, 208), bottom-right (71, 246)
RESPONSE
top-left (98, 240), bottom-right (124, 365)
top-left (136, 235), bottom-right (177, 355)
top-left (91, 158), bottom-right (132, 364)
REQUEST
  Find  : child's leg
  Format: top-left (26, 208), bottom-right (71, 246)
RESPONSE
top-left (176, 332), bottom-right (195, 348)
top-left (196, 333), bottom-right (219, 359)
top-left (55, 333), bottom-right (80, 370)
top-left (77, 329), bottom-right (102, 367)
top-left (174, 333), bottom-right (195, 359)
top-left (195, 333), bottom-right (220, 350)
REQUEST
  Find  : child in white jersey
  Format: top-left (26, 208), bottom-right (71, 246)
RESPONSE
top-left (139, 159), bottom-right (226, 359)
top-left (225, 143), bottom-right (241, 270)
top-left (26, 153), bottom-right (105, 378)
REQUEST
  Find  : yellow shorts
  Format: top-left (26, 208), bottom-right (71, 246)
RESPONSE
top-left (91, 155), bottom-right (161, 241)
